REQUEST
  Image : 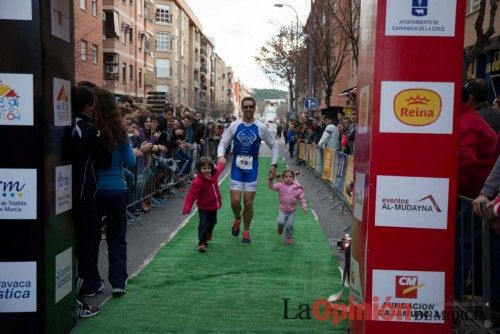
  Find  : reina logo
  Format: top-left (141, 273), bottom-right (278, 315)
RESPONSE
top-left (395, 275), bottom-right (425, 299)
top-left (393, 89), bottom-right (441, 126)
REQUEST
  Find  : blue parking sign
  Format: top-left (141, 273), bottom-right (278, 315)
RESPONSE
top-left (304, 97), bottom-right (317, 110)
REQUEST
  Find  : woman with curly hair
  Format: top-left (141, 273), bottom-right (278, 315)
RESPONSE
top-left (92, 88), bottom-right (137, 297)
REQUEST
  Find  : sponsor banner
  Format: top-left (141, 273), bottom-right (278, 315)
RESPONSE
top-left (358, 85), bottom-right (369, 135)
top-left (53, 78), bottom-right (71, 126)
top-left (372, 269), bottom-right (445, 323)
top-left (315, 146), bottom-right (323, 174)
top-left (55, 165), bottom-right (72, 215)
top-left (333, 152), bottom-right (348, 192)
top-left (0, 73), bottom-right (34, 126)
top-left (0, 169), bottom-right (37, 220)
top-left (308, 144), bottom-right (316, 169)
top-left (55, 248), bottom-right (72, 303)
top-left (342, 156), bottom-right (354, 205)
top-left (51, 0), bottom-right (70, 42)
top-left (350, 256), bottom-right (364, 305)
top-left (385, 0), bottom-right (457, 37)
top-left (375, 175), bottom-right (449, 229)
top-left (322, 147), bottom-right (334, 181)
top-left (298, 142), bottom-right (306, 161)
top-left (353, 172), bottom-right (366, 221)
top-left (380, 81), bottom-right (454, 134)
top-left (0, 262), bottom-right (37, 313)
top-left (0, 0), bottom-right (32, 20)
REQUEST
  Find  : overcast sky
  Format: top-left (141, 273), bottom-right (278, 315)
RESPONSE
top-left (184, 0), bottom-right (311, 91)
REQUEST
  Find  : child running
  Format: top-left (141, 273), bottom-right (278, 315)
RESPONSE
top-left (268, 170), bottom-right (307, 245)
top-left (182, 157), bottom-right (224, 252)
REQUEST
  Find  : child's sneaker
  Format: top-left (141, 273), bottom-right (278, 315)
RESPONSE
top-left (285, 236), bottom-right (293, 245)
top-left (277, 225), bottom-right (284, 235)
top-left (242, 230), bottom-right (251, 243)
top-left (231, 218), bottom-right (241, 236)
top-left (75, 299), bottom-right (100, 318)
top-left (207, 233), bottom-right (213, 241)
top-left (198, 243), bottom-right (207, 252)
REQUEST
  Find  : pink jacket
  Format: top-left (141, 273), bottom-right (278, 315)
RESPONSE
top-left (268, 179), bottom-right (307, 213)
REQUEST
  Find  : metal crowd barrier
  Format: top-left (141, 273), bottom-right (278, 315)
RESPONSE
top-left (455, 196), bottom-right (493, 330)
top-left (123, 141), bottom-right (219, 224)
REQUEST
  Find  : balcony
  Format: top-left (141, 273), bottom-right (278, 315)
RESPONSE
top-left (193, 80), bottom-right (199, 89)
top-left (200, 48), bottom-right (208, 58)
top-left (200, 66), bottom-right (208, 75)
top-left (201, 83), bottom-right (208, 91)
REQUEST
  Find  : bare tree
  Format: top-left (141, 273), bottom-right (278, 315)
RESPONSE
top-left (255, 26), bottom-right (299, 112)
top-left (306, 0), bottom-right (350, 107)
top-left (325, 0), bottom-right (361, 67)
top-left (463, 0), bottom-right (498, 80)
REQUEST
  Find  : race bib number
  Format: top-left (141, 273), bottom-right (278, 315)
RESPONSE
top-left (236, 155), bottom-right (253, 170)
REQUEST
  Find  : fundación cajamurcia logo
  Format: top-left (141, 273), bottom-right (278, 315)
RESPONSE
top-left (393, 89), bottom-right (441, 126)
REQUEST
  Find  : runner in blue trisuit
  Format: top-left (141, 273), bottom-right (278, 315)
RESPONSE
top-left (217, 96), bottom-right (279, 243)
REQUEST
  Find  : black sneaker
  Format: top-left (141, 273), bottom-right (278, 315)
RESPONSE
top-left (112, 287), bottom-right (126, 297)
top-left (82, 279), bottom-right (105, 297)
top-left (75, 299), bottom-right (100, 318)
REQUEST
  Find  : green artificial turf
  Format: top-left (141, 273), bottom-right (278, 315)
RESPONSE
top-left (74, 158), bottom-right (345, 333)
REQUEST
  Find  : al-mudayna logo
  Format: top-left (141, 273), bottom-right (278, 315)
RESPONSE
top-left (0, 80), bottom-right (21, 121)
top-left (393, 89), bottom-right (441, 126)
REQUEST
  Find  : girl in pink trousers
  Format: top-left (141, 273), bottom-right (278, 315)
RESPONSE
top-left (268, 170), bottom-right (307, 244)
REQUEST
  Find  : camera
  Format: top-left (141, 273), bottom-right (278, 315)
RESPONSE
top-left (336, 233), bottom-right (351, 252)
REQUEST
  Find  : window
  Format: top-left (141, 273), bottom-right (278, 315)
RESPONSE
top-left (129, 28), bottom-right (133, 43)
top-left (129, 65), bottom-right (134, 80)
top-left (155, 5), bottom-right (172, 24)
top-left (155, 32), bottom-right (172, 51)
top-left (91, 45), bottom-right (98, 64)
top-left (91, 0), bottom-right (97, 16)
top-left (155, 85), bottom-right (170, 93)
top-left (80, 40), bottom-right (87, 61)
top-left (156, 59), bottom-right (171, 78)
top-left (122, 63), bottom-right (127, 83)
top-left (80, 0), bottom-right (86, 10)
top-left (468, 0), bottom-right (481, 14)
top-left (139, 69), bottom-right (142, 87)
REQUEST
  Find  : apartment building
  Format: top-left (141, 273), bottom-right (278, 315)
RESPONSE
top-left (75, 0), bottom-right (237, 111)
top-left (74, 0), bottom-right (104, 86)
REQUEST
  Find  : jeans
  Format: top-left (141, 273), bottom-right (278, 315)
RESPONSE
top-left (96, 192), bottom-right (128, 289)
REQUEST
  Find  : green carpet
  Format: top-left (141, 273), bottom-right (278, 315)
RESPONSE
top-left (74, 158), bottom-right (345, 333)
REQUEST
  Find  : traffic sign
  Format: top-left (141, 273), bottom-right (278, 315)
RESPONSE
top-left (304, 96), bottom-right (318, 110)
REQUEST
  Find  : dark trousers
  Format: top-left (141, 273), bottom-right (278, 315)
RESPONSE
top-left (74, 197), bottom-right (102, 295)
top-left (288, 141), bottom-right (296, 158)
top-left (96, 193), bottom-right (128, 289)
top-left (198, 209), bottom-right (217, 245)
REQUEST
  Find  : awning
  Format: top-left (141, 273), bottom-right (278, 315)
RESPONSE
top-left (339, 86), bottom-right (356, 97)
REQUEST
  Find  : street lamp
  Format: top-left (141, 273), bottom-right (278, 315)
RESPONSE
top-left (274, 3), bottom-right (299, 118)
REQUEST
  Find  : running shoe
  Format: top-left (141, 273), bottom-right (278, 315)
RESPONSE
top-left (111, 288), bottom-right (126, 297)
top-left (198, 243), bottom-right (207, 252)
top-left (75, 299), bottom-right (100, 318)
top-left (242, 230), bottom-right (251, 243)
top-left (207, 233), bottom-right (213, 241)
top-left (277, 225), bottom-right (284, 235)
top-left (285, 236), bottom-right (293, 245)
top-left (231, 218), bottom-right (241, 237)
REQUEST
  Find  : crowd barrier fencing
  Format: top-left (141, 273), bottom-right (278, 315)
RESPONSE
top-left (124, 140), bottom-right (219, 224)
top-left (296, 141), bottom-right (354, 215)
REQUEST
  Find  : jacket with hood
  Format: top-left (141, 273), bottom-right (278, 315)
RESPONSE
top-left (268, 179), bottom-right (307, 213)
top-left (183, 161), bottom-right (224, 213)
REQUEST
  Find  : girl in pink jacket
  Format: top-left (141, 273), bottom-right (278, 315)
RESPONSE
top-left (268, 170), bottom-right (307, 244)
